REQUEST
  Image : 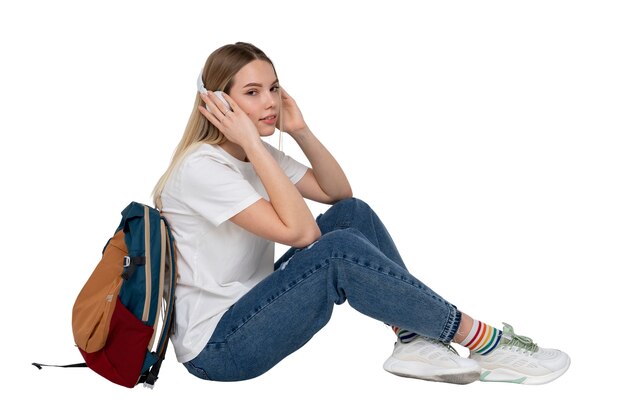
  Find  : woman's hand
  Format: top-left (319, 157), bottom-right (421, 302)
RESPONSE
top-left (198, 91), bottom-right (259, 149)
top-left (277, 88), bottom-right (308, 136)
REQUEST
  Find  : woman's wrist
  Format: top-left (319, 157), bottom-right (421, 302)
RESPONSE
top-left (240, 135), bottom-right (263, 151)
top-left (289, 124), bottom-right (312, 142)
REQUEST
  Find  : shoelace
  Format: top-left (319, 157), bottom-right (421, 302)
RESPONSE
top-left (434, 339), bottom-right (460, 356)
top-left (506, 331), bottom-right (538, 353)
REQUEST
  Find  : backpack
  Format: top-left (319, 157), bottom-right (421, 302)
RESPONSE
top-left (33, 202), bottom-right (177, 389)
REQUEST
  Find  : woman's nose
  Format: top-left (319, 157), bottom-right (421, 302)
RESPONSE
top-left (263, 91), bottom-right (276, 108)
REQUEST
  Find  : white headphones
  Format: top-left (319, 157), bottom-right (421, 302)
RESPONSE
top-left (197, 71), bottom-right (232, 113)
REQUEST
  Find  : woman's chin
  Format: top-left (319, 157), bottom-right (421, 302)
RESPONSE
top-left (259, 126), bottom-right (276, 137)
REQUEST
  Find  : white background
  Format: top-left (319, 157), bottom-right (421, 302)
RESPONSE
top-left (1, 0), bottom-right (624, 414)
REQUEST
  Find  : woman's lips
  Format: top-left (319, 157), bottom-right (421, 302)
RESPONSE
top-left (261, 115), bottom-right (277, 125)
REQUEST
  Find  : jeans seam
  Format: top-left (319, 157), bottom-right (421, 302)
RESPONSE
top-left (224, 337), bottom-right (242, 378)
top-left (331, 254), bottom-right (436, 297)
top-left (185, 358), bottom-right (210, 380)
top-left (440, 308), bottom-right (462, 343)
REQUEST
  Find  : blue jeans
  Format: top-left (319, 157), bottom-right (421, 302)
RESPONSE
top-left (183, 198), bottom-right (461, 381)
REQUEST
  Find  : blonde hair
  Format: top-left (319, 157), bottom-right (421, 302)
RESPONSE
top-left (152, 42), bottom-right (283, 208)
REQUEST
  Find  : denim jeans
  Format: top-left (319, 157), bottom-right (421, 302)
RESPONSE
top-left (183, 198), bottom-right (461, 381)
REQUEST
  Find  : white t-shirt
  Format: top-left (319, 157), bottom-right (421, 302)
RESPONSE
top-left (160, 141), bottom-right (308, 363)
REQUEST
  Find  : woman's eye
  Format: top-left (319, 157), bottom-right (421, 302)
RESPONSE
top-left (246, 87), bottom-right (279, 96)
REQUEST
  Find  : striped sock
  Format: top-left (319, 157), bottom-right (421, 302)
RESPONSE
top-left (458, 320), bottom-right (502, 355)
top-left (391, 326), bottom-right (418, 343)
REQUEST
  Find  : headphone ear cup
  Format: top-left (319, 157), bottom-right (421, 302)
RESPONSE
top-left (214, 91), bottom-right (232, 112)
top-left (197, 70), bottom-right (232, 113)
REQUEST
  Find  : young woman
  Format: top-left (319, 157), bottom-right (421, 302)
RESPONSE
top-left (153, 42), bottom-right (570, 385)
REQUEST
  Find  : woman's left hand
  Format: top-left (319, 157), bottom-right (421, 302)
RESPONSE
top-left (277, 88), bottom-right (308, 135)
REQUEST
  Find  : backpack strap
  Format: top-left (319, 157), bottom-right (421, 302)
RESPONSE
top-left (32, 362), bottom-right (87, 369)
top-left (138, 320), bottom-right (172, 388)
top-left (138, 217), bottom-right (177, 389)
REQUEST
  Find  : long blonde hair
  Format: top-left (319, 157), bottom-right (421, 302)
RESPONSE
top-left (152, 42), bottom-right (282, 208)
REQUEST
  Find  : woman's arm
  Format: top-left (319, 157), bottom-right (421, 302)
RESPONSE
top-left (234, 139), bottom-right (321, 247)
top-left (278, 88), bottom-right (352, 204)
top-left (291, 126), bottom-right (353, 204)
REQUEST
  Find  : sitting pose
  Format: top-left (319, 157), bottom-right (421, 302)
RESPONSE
top-left (152, 42), bottom-right (570, 385)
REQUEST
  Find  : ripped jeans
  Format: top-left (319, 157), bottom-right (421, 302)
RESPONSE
top-left (183, 198), bottom-right (461, 381)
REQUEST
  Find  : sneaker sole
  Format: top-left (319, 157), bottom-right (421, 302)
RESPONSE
top-left (478, 355), bottom-right (571, 385)
top-left (383, 357), bottom-right (481, 385)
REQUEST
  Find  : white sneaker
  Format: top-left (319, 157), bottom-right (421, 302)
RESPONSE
top-left (470, 323), bottom-right (571, 385)
top-left (383, 335), bottom-right (481, 384)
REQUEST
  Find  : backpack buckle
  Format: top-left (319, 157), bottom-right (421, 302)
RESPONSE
top-left (123, 256), bottom-right (131, 267)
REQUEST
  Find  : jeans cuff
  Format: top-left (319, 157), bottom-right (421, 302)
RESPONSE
top-left (440, 307), bottom-right (462, 343)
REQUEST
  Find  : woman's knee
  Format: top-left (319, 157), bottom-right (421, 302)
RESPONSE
top-left (332, 197), bottom-right (373, 214)
top-left (316, 227), bottom-right (370, 251)
top-left (317, 197), bottom-right (376, 232)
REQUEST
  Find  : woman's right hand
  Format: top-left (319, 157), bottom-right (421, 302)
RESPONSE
top-left (198, 91), bottom-right (259, 149)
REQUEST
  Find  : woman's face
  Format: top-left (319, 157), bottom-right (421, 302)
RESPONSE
top-left (228, 59), bottom-right (280, 137)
